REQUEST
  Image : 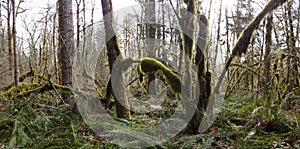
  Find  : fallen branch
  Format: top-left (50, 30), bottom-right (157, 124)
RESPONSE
top-left (1, 81), bottom-right (72, 99)
top-left (1, 69), bottom-right (35, 91)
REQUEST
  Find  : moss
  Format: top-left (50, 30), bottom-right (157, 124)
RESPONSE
top-left (138, 58), bottom-right (181, 94)
top-left (137, 62), bottom-right (144, 83)
top-left (1, 83), bottom-right (40, 98)
top-left (1, 82), bottom-right (73, 99)
top-left (1, 70), bottom-right (35, 91)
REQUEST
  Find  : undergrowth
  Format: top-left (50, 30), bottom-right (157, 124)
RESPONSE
top-left (0, 94), bottom-right (117, 148)
top-left (0, 89), bottom-right (299, 148)
top-left (167, 90), bottom-right (300, 148)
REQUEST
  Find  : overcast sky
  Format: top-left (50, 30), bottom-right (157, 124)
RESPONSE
top-left (18, 0), bottom-right (139, 24)
top-left (15, 0), bottom-right (239, 25)
top-left (2, 0), bottom-right (245, 49)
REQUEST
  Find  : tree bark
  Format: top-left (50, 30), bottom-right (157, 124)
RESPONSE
top-left (12, 0), bottom-right (18, 87)
top-left (0, 2), bottom-right (2, 48)
top-left (186, 14), bottom-right (210, 134)
top-left (7, 0), bottom-right (13, 82)
top-left (145, 0), bottom-right (156, 93)
top-left (101, 0), bottom-right (131, 119)
top-left (287, 1), bottom-right (299, 88)
top-left (58, 0), bottom-right (75, 108)
top-left (75, 0), bottom-right (81, 64)
top-left (263, 13), bottom-right (273, 105)
top-left (214, 0), bottom-right (222, 66)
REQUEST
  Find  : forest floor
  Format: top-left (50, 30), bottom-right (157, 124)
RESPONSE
top-left (0, 90), bottom-right (299, 148)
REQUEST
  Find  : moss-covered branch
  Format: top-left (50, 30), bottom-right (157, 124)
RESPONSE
top-left (214, 0), bottom-right (287, 94)
top-left (1, 70), bottom-right (35, 91)
top-left (138, 58), bottom-right (181, 94)
top-left (1, 81), bottom-right (72, 99)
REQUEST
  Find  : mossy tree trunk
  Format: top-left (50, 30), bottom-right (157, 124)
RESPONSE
top-left (183, 0), bottom-right (288, 134)
top-left (177, 0), bottom-right (212, 134)
top-left (180, 0), bottom-right (195, 60)
top-left (101, 0), bottom-right (131, 119)
top-left (186, 13), bottom-right (211, 134)
top-left (178, 1), bottom-right (195, 133)
top-left (263, 13), bottom-right (273, 105)
top-left (214, 0), bottom-right (288, 95)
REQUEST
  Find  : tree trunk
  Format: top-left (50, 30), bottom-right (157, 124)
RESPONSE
top-left (263, 13), bottom-right (273, 105)
top-left (12, 0), bottom-right (18, 87)
top-left (101, 0), bottom-right (131, 119)
top-left (178, 1), bottom-right (195, 134)
top-left (186, 14), bottom-right (210, 134)
top-left (58, 0), bottom-right (75, 108)
top-left (52, 5), bottom-right (59, 83)
top-left (0, 3), bottom-right (2, 53)
top-left (287, 1), bottom-right (299, 88)
top-left (180, 0), bottom-right (195, 60)
top-left (225, 7), bottom-right (230, 80)
top-left (177, 0), bottom-right (212, 134)
top-left (214, 0), bottom-right (222, 66)
top-left (75, 0), bottom-right (81, 64)
top-left (7, 0), bottom-right (13, 82)
top-left (145, 0), bottom-right (156, 93)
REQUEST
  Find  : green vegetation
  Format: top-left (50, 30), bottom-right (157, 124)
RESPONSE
top-left (138, 58), bottom-right (181, 94)
top-left (0, 88), bottom-right (298, 148)
top-left (0, 0), bottom-right (299, 148)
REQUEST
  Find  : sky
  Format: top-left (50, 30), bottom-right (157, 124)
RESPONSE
top-left (6, 0), bottom-right (139, 45)
top-left (15, 0), bottom-right (239, 26)
top-left (18, 0), bottom-right (139, 24)
top-left (2, 0), bottom-right (253, 54)
top-left (6, 0), bottom-right (244, 30)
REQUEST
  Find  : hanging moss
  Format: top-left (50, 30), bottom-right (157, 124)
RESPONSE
top-left (137, 58), bottom-right (181, 94)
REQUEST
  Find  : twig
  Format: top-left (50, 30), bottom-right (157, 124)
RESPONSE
top-left (169, 0), bottom-right (181, 20)
top-left (50, 81), bottom-right (66, 104)
top-left (126, 78), bottom-right (138, 87)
